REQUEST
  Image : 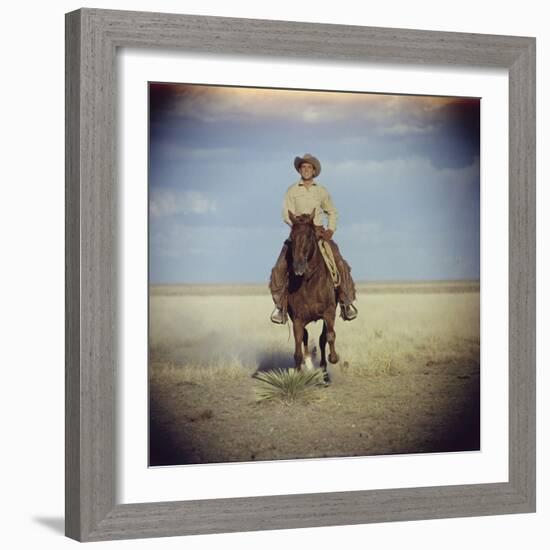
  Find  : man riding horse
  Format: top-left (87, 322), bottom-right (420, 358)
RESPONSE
top-left (269, 153), bottom-right (358, 324)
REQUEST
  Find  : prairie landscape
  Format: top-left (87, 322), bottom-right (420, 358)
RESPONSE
top-left (149, 281), bottom-right (480, 466)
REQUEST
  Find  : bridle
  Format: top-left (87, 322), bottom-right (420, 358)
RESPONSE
top-left (290, 222), bottom-right (320, 279)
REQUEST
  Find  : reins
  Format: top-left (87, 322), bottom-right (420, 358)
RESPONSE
top-left (318, 239), bottom-right (341, 287)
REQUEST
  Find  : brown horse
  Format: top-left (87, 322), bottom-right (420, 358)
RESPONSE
top-left (287, 210), bottom-right (339, 385)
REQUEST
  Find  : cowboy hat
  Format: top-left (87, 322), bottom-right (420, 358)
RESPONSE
top-left (294, 153), bottom-right (321, 176)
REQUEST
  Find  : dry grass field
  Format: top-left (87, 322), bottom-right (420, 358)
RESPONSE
top-left (149, 281), bottom-right (480, 466)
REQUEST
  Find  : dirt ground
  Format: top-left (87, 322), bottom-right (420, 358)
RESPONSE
top-left (149, 282), bottom-right (480, 466)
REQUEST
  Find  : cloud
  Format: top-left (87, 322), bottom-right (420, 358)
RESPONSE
top-left (150, 82), bottom-right (467, 129)
top-left (149, 189), bottom-right (217, 218)
top-left (150, 223), bottom-right (286, 260)
top-left (324, 155), bottom-right (479, 186)
top-left (150, 84), bottom-right (479, 170)
top-left (158, 145), bottom-right (238, 161)
top-left (378, 122), bottom-right (436, 136)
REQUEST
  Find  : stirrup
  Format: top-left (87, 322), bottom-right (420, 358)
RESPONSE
top-left (340, 303), bottom-right (358, 321)
top-left (270, 308), bottom-right (287, 325)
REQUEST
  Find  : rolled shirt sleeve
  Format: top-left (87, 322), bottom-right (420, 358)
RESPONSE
top-left (321, 189), bottom-right (338, 232)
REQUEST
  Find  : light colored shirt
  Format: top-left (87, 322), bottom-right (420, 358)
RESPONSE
top-left (282, 180), bottom-right (338, 232)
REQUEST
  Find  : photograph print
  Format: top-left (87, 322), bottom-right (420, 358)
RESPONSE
top-left (148, 82), bottom-right (480, 467)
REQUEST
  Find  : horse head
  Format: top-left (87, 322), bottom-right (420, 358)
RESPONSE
top-left (288, 209), bottom-right (317, 276)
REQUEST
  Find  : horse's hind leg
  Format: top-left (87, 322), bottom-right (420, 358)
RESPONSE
top-left (319, 322), bottom-right (331, 384)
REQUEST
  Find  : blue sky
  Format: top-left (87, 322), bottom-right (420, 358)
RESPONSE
top-left (149, 84), bottom-right (480, 284)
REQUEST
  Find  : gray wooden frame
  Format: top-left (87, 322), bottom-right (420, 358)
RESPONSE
top-left (65, 8), bottom-right (536, 542)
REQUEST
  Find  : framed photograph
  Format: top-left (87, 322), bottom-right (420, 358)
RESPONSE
top-left (65, 8), bottom-right (535, 542)
top-left (147, 82), bottom-right (482, 467)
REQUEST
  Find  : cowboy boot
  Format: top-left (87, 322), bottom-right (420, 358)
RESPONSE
top-left (336, 287), bottom-right (358, 321)
top-left (340, 302), bottom-right (358, 321)
top-left (270, 307), bottom-right (288, 325)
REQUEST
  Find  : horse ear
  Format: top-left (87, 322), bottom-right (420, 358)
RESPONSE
top-left (309, 208), bottom-right (316, 222)
top-left (288, 210), bottom-right (296, 224)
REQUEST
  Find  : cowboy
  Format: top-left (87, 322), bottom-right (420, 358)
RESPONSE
top-left (269, 153), bottom-right (358, 324)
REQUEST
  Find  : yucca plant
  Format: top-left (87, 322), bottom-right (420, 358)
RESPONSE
top-left (254, 368), bottom-right (325, 404)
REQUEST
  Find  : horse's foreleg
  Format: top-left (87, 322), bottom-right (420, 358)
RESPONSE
top-left (292, 320), bottom-right (305, 370)
top-left (302, 327), bottom-right (314, 370)
top-left (325, 313), bottom-right (339, 365)
top-left (319, 322), bottom-right (327, 368)
top-left (319, 321), bottom-right (331, 385)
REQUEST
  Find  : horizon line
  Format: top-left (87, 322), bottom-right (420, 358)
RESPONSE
top-left (150, 278), bottom-right (481, 287)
